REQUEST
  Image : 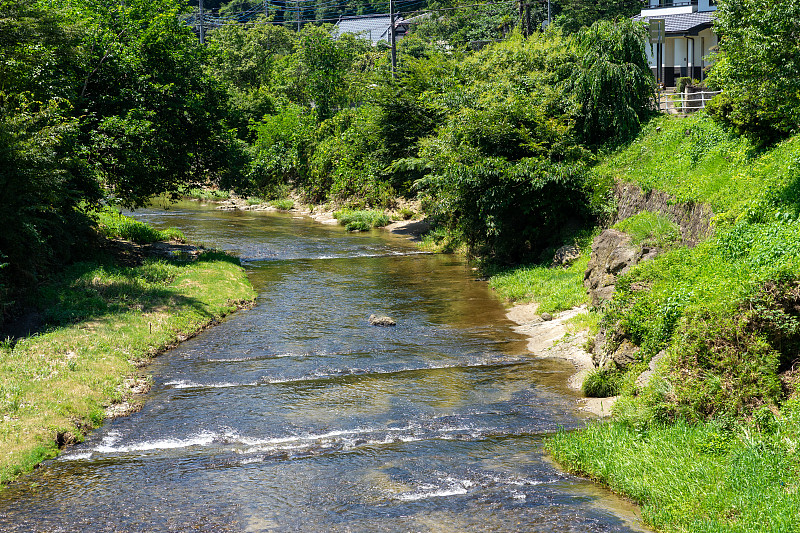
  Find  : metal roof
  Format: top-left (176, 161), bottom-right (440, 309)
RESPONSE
top-left (335, 14), bottom-right (393, 45)
top-left (633, 11), bottom-right (714, 34)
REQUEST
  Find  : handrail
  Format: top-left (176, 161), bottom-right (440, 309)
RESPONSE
top-left (659, 89), bottom-right (721, 115)
top-left (643, 0), bottom-right (698, 8)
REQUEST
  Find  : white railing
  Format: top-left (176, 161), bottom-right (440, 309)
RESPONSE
top-left (659, 89), bottom-right (721, 115)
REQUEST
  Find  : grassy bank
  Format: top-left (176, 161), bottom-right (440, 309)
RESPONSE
top-left (546, 411), bottom-right (800, 532)
top-left (488, 252), bottom-right (590, 314)
top-left (482, 113), bottom-right (800, 531)
top-left (0, 216), bottom-right (256, 486)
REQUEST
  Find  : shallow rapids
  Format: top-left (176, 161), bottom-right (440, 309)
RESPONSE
top-left (0, 203), bottom-right (647, 532)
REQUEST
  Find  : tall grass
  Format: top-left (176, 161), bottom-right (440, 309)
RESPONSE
top-left (613, 211), bottom-right (680, 247)
top-left (546, 408), bottom-right (800, 533)
top-left (181, 188), bottom-right (230, 201)
top-left (598, 113), bottom-right (800, 217)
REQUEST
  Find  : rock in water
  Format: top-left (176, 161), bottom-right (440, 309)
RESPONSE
top-left (369, 314), bottom-right (396, 327)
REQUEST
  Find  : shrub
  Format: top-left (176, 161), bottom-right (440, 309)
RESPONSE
top-left (270, 199), bottom-right (294, 211)
top-left (583, 366), bottom-right (623, 397)
top-left (333, 209), bottom-right (390, 232)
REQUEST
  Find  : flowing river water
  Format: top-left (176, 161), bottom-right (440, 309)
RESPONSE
top-left (0, 203), bottom-right (647, 532)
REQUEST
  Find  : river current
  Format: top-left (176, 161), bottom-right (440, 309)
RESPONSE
top-left (0, 202), bottom-right (647, 532)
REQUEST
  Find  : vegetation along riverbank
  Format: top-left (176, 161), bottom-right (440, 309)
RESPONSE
top-left (0, 211), bottom-right (256, 486)
top-left (4, 0), bottom-right (800, 528)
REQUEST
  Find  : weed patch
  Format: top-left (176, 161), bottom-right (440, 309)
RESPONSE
top-left (97, 209), bottom-right (184, 244)
top-left (613, 211), bottom-right (680, 248)
top-left (270, 199), bottom-right (294, 211)
top-left (333, 209), bottom-right (390, 232)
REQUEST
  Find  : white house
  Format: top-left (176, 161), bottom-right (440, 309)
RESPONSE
top-left (633, 0), bottom-right (718, 87)
top-left (334, 14), bottom-right (408, 46)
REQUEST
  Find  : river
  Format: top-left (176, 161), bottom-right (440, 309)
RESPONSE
top-left (0, 202), bottom-right (647, 532)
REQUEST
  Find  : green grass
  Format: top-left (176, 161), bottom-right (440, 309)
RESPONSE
top-left (270, 198), bottom-right (294, 211)
top-left (97, 208), bottom-right (185, 243)
top-left (246, 196), bottom-right (264, 206)
top-left (488, 253), bottom-right (590, 314)
top-left (181, 187), bottom-right (230, 201)
top-left (582, 367), bottom-right (623, 397)
top-left (546, 406), bottom-right (800, 533)
top-left (598, 113), bottom-right (800, 217)
top-left (0, 250), bottom-right (256, 486)
top-left (613, 211), bottom-right (681, 248)
top-left (333, 209), bottom-right (391, 232)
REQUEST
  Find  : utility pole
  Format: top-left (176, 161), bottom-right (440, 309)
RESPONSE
top-left (297, 0), bottom-right (301, 31)
top-left (198, 0), bottom-right (205, 44)
top-left (264, 0), bottom-right (269, 17)
top-left (389, 0), bottom-right (397, 78)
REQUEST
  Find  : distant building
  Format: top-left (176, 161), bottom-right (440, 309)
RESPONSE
top-left (334, 14), bottom-right (408, 46)
top-left (634, 0), bottom-right (718, 87)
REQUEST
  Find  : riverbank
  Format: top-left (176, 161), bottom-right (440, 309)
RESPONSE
top-left (0, 244), bottom-right (256, 487)
top-left (540, 114), bottom-right (800, 532)
top-left (188, 192), bottom-right (432, 241)
top-left (506, 302), bottom-right (617, 417)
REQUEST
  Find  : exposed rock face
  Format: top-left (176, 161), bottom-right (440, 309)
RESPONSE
top-left (584, 229), bottom-right (659, 307)
top-left (369, 314), bottom-right (396, 327)
top-left (551, 244), bottom-right (581, 268)
top-left (613, 181), bottom-right (713, 246)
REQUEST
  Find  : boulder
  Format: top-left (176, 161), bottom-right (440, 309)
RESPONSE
top-left (369, 314), bottom-right (396, 327)
top-left (611, 339), bottom-right (641, 368)
top-left (551, 244), bottom-right (581, 268)
top-left (584, 229), bottom-right (661, 307)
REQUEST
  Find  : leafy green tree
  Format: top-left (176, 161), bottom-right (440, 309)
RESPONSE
top-left (706, 0), bottom-right (800, 144)
top-left (60, 0), bottom-right (245, 206)
top-left (0, 0), bottom-right (99, 310)
top-left (567, 19), bottom-right (657, 147)
top-left (298, 26), bottom-right (364, 120)
top-left (553, 0), bottom-right (641, 34)
top-left (411, 1), bottom-right (518, 50)
top-left (206, 20), bottom-right (296, 136)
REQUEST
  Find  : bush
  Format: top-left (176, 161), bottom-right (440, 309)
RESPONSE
top-left (423, 158), bottom-right (592, 263)
top-left (270, 199), bottom-right (294, 211)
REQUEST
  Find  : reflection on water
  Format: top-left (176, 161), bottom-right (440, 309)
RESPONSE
top-left (0, 203), bottom-right (647, 532)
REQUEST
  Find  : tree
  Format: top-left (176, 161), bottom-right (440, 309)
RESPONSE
top-left (706, 0), bottom-right (800, 144)
top-left (0, 0), bottom-right (99, 305)
top-left (567, 19), bottom-right (657, 147)
top-left (553, 0), bottom-right (641, 34)
top-left (61, 0), bottom-right (245, 206)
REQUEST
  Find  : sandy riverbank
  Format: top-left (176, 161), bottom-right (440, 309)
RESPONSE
top-left (506, 302), bottom-right (618, 417)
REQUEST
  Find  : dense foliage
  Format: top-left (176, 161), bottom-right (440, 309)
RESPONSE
top-left (706, 0), bottom-right (800, 144)
top-left (1, 0), bottom-right (656, 324)
top-left (0, 0), bottom-right (242, 320)
top-left (216, 20), bottom-right (654, 261)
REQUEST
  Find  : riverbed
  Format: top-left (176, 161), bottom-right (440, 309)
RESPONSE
top-left (0, 203), bottom-right (647, 532)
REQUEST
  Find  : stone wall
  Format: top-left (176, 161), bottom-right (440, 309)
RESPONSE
top-left (612, 180), bottom-right (714, 246)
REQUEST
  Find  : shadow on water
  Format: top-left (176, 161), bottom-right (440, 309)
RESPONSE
top-left (0, 203), bottom-right (650, 532)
